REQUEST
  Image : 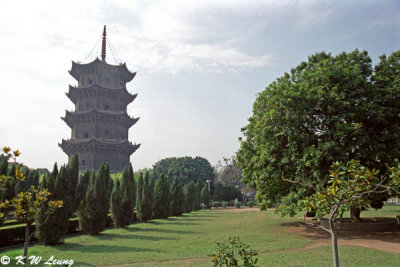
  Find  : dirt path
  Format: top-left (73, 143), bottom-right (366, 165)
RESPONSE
top-left (283, 222), bottom-right (400, 254)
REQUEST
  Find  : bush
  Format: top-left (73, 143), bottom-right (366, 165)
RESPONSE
top-left (212, 201), bottom-right (221, 208)
top-left (209, 236), bottom-right (258, 267)
top-left (222, 201), bottom-right (228, 208)
top-left (247, 201), bottom-right (255, 208)
top-left (228, 200), bottom-right (235, 207)
top-left (235, 201), bottom-right (241, 208)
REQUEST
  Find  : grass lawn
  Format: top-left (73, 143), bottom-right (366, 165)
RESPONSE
top-left (1, 206), bottom-right (399, 267)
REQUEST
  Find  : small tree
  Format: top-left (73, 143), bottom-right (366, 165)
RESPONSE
top-left (136, 173), bottom-right (144, 221)
top-left (128, 164), bottom-right (136, 221)
top-left (184, 181), bottom-right (195, 213)
top-left (153, 174), bottom-right (170, 219)
top-left (201, 185), bottom-right (212, 209)
top-left (142, 171), bottom-right (153, 221)
top-left (281, 160), bottom-right (400, 267)
top-left (170, 177), bottom-right (184, 216)
top-left (193, 182), bottom-right (201, 211)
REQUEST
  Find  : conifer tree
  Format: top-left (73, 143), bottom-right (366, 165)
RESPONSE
top-left (0, 155), bottom-right (8, 175)
top-left (35, 166), bottom-right (69, 245)
top-left (184, 181), bottom-right (195, 213)
top-left (120, 168), bottom-right (134, 225)
top-left (153, 174), bottom-right (170, 219)
top-left (76, 171), bottom-right (90, 207)
top-left (67, 154), bottom-right (79, 213)
top-left (77, 163), bottom-right (110, 234)
top-left (193, 182), bottom-right (201, 211)
top-left (170, 177), bottom-right (184, 216)
top-left (2, 164), bottom-right (16, 201)
top-left (110, 179), bottom-right (123, 227)
top-left (136, 173), bottom-right (144, 221)
top-left (148, 175), bottom-right (155, 218)
top-left (200, 184), bottom-right (211, 209)
top-left (128, 164), bottom-right (136, 220)
top-left (142, 171), bottom-right (152, 221)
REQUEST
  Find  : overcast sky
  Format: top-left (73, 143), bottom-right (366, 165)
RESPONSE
top-left (0, 0), bottom-right (398, 171)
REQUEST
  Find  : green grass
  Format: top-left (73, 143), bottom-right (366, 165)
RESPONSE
top-left (1, 206), bottom-right (399, 267)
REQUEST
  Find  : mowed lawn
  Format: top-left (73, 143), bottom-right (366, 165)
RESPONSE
top-left (1, 206), bottom-right (399, 267)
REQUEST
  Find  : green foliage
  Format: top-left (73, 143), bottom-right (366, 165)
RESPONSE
top-left (209, 236), bottom-right (258, 267)
top-left (142, 171), bottom-right (153, 221)
top-left (212, 201), bottom-right (222, 208)
top-left (153, 174), bottom-right (170, 219)
top-left (67, 154), bottom-right (79, 213)
top-left (200, 184), bottom-right (212, 208)
top-left (76, 170), bottom-right (90, 207)
top-left (153, 156), bottom-right (214, 185)
top-left (192, 182), bottom-right (201, 211)
top-left (234, 201), bottom-right (241, 208)
top-left (237, 50), bottom-right (400, 211)
top-left (111, 168), bottom-right (134, 228)
top-left (128, 164), bottom-right (136, 221)
top-left (136, 173), bottom-right (144, 221)
top-left (213, 183), bottom-right (242, 201)
top-left (170, 177), bottom-right (185, 216)
top-left (247, 201), bottom-right (255, 208)
top-left (222, 201), bottom-right (228, 208)
top-left (77, 164), bottom-right (111, 234)
top-left (184, 181), bottom-right (195, 213)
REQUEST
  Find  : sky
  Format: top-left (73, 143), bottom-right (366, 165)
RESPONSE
top-left (0, 0), bottom-right (399, 171)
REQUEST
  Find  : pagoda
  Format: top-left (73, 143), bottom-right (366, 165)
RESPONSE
top-left (59, 26), bottom-right (140, 173)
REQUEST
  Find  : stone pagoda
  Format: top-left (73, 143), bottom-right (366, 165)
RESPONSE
top-left (60, 26), bottom-right (140, 173)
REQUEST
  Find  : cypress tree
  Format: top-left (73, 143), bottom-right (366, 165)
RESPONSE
top-left (148, 175), bottom-right (155, 218)
top-left (76, 171), bottom-right (90, 207)
top-left (200, 184), bottom-right (211, 209)
top-left (170, 177), bottom-right (184, 216)
top-left (136, 173), bottom-right (144, 221)
top-left (153, 174), bottom-right (170, 219)
top-left (110, 179), bottom-right (123, 227)
top-left (128, 164), bottom-right (136, 221)
top-left (120, 168), bottom-right (134, 225)
top-left (77, 163), bottom-right (111, 234)
top-left (142, 171), bottom-right (152, 221)
top-left (193, 182), bottom-right (201, 211)
top-left (184, 181), bottom-right (195, 213)
top-left (0, 155), bottom-right (8, 175)
top-left (2, 164), bottom-right (16, 201)
top-left (67, 154), bottom-right (79, 214)
top-left (35, 166), bottom-right (69, 245)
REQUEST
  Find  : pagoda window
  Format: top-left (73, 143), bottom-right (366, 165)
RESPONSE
top-left (88, 79), bottom-right (93, 85)
top-left (83, 132), bottom-right (89, 138)
top-left (105, 129), bottom-right (109, 136)
top-left (82, 159), bottom-right (86, 166)
top-left (86, 102), bottom-right (90, 108)
top-left (104, 104), bottom-right (109, 110)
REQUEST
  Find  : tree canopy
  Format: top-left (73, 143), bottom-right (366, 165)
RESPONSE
top-left (153, 156), bottom-right (214, 185)
top-left (237, 50), bottom-right (400, 212)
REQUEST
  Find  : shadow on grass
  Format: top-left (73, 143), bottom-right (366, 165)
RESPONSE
top-left (54, 244), bottom-right (162, 253)
top-left (149, 220), bottom-right (199, 226)
top-left (280, 221), bottom-right (400, 245)
top-left (126, 227), bottom-right (199, 235)
top-left (91, 233), bottom-right (177, 241)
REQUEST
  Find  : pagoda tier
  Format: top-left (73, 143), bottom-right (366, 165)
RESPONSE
top-left (59, 139), bottom-right (140, 155)
top-left (66, 84), bottom-right (137, 105)
top-left (62, 109), bottom-right (139, 128)
top-left (69, 58), bottom-right (136, 84)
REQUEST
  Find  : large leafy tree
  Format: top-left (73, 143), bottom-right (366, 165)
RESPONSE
top-left (153, 156), bottom-right (214, 185)
top-left (237, 50), bottom-right (400, 218)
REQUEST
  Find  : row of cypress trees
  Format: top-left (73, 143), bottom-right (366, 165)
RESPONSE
top-left (24, 155), bottom-right (213, 244)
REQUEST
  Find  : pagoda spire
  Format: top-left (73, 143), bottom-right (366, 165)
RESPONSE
top-left (101, 25), bottom-right (107, 62)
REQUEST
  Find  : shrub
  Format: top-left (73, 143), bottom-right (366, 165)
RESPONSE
top-left (209, 236), bottom-right (258, 267)
top-left (235, 201), bottom-right (241, 208)
top-left (222, 201), bottom-right (228, 208)
top-left (212, 201), bottom-right (221, 208)
top-left (247, 201), bottom-right (255, 208)
top-left (228, 200), bottom-right (235, 207)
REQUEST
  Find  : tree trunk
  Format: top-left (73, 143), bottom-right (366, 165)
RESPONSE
top-left (350, 206), bottom-right (361, 222)
top-left (23, 223), bottom-right (30, 267)
top-left (329, 216), bottom-right (339, 267)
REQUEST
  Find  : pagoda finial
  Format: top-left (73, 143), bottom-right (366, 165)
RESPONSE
top-left (101, 25), bottom-right (107, 62)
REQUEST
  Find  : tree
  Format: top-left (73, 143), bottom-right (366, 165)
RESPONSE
top-left (67, 154), bottom-right (80, 213)
top-left (35, 166), bottom-right (70, 245)
top-left (200, 184), bottom-right (212, 208)
top-left (142, 171), bottom-right (153, 221)
top-left (153, 174), bottom-right (170, 219)
top-left (184, 181), bottom-right (195, 213)
top-left (76, 170), bottom-right (90, 207)
top-left (170, 177), bottom-right (184, 216)
top-left (282, 160), bottom-right (400, 267)
top-left (136, 173), bottom-right (144, 221)
top-left (77, 163), bottom-right (111, 234)
top-left (0, 147), bottom-right (62, 266)
top-left (192, 182), bottom-right (201, 211)
top-left (153, 156), bottom-right (214, 185)
top-left (237, 50), bottom-right (400, 219)
top-left (128, 164), bottom-right (136, 221)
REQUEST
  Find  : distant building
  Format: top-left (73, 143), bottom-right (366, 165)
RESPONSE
top-left (59, 26), bottom-right (140, 173)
